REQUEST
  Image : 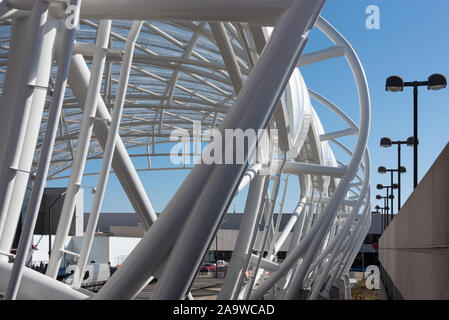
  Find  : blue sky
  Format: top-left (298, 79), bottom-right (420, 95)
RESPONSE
top-left (48, 1), bottom-right (449, 216)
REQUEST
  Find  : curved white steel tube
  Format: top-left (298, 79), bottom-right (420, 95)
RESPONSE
top-left (0, 2), bottom-right (372, 300)
top-left (250, 15), bottom-right (370, 300)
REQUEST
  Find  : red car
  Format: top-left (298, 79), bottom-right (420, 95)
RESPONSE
top-left (200, 263), bottom-right (217, 272)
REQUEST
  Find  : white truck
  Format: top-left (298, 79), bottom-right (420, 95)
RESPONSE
top-left (62, 263), bottom-right (111, 291)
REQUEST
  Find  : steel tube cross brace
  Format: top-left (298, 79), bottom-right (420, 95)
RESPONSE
top-left (72, 21), bottom-right (143, 289)
top-left (46, 20), bottom-right (112, 279)
top-left (218, 175), bottom-right (267, 299)
top-left (65, 54), bottom-right (164, 232)
top-left (269, 161), bottom-right (348, 178)
top-left (209, 22), bottom-right (243, 94)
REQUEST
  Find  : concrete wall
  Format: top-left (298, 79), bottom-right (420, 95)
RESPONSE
top-left (379, 142), bottom-right (449, 300)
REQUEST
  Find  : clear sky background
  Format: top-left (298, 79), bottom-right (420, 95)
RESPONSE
top-left (48, 0), bottom-right (449, 217)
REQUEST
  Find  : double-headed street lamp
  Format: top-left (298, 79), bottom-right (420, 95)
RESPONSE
top-left (380, 137), bottom-right (416, 210)
top-left (378, 165), bottom-right (406, 215)
top-left (376, 194), bottom-right (394, 228)
top-left (386, 74), bottom-right (447, 189)
top-left (375, 204), bottom-right (390, 232)
top-left (377, 183), bottom-right (398, 223)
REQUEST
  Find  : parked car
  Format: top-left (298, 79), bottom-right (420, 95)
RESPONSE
top-left (216, 260), bottom-right (228, 268)
top-left (200, 263), bottom-right (216, 272)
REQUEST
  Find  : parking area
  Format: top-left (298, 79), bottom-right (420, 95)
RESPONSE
top-left (135, 276), bottom-right (225, 300)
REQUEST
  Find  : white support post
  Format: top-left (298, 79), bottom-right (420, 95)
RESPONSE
top-left (308, 198), bottom-right (370, 300)
top-left (218, 175), bottom-right (267, 299)
top-left (46, 20), bottom-right (112, 279)
top-left (67, 54), bottom-right (158, 230)
top-left (241, 157), bottom-right (286, 300)
top-left (72, 21), bottom-right (143, 288)
top-left (0, 0), bottom-right (49, 246)
top-left (209, 22), bottom-right (243, 93)
top-left (0, 17), bottom-right (29, 254)
top-left (3, 1), bottom-right (81, 300)
top-left (0, 16), bottom-right (28, 190)
top-left (269, 174), bottom-right (290, 255)
top-left (0, 11), bottom-right (58, 255)
top-left (274, 194), bottom-right (307, 255)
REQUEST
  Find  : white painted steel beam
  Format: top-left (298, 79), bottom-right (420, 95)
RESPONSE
top-left (0, 260), bottom-right (88, 300)
top-left (3, 1), bottom-right (79, 300)
top-left (297, 45), bottom-right (345, 67)
top-left (46, 20), bottom-right (112, 279)
top-left (72, 21), bottom-right (143, 289)
top-left (0, 0), bottom-right (50, 249)
top-left (10, 0), bottom-right (295, 24)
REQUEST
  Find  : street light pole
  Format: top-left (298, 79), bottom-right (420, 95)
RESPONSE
top-left (48, 206), bottom-right (51, 258)
top-left (380, 138), bottom-right (414, 211)
top-left (413, 83), bottom-right (418, 189)
top-left (385, 189), bottom-right (389, 225)
top-left (215, 232), bottom-right (218, 278)
top-left (397, 143), bottom-right (401, 209)
top-left (381, 207), bottom-right (384, 231)
top-left (377, 183), bottom-right (397, 226)
top-left (386, 74), bottom-right (446, 189)
top-left (47, 191), bottom-right (66, 259)
top-left (390, 170), bottom-right (394, 221)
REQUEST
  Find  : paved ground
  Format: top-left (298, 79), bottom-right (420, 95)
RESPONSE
top-left (135, 276), bottom-right (224, 300)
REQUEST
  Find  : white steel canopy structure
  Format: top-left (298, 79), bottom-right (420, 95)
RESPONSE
top-left (0, 0), bottom-right (371, 300)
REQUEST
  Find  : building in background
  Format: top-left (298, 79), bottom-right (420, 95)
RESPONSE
top-left (28, 204), bottom-right (382, 272)
top-left (351, 214), bottom-right (382, 270)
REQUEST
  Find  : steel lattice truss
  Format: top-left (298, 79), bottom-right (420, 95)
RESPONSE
top-left (0, 0), bottom-right (371, 300)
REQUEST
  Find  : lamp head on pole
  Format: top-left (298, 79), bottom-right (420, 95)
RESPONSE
top-left (427, 73), bottom-right (447, 90)
top-left (378, 166), bottom-right (387, 174)
top-left (380, 137), bottom-right (392, 148)
top-left (406, 136), bottom-right (418, 147)
top-left (386, 75), bottom-right (404, 92)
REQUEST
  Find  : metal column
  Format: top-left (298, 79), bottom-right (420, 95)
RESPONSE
top-left (0, 0), bottom-right (49, 246)
top-left (72, 21), bottom-right (143, 288)
top-left (46, 20), bottom-right (112, 278)
top-left (4, 1), bottom-right (80, 299)
top-left (218, 175), bottom-right (267, 299)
